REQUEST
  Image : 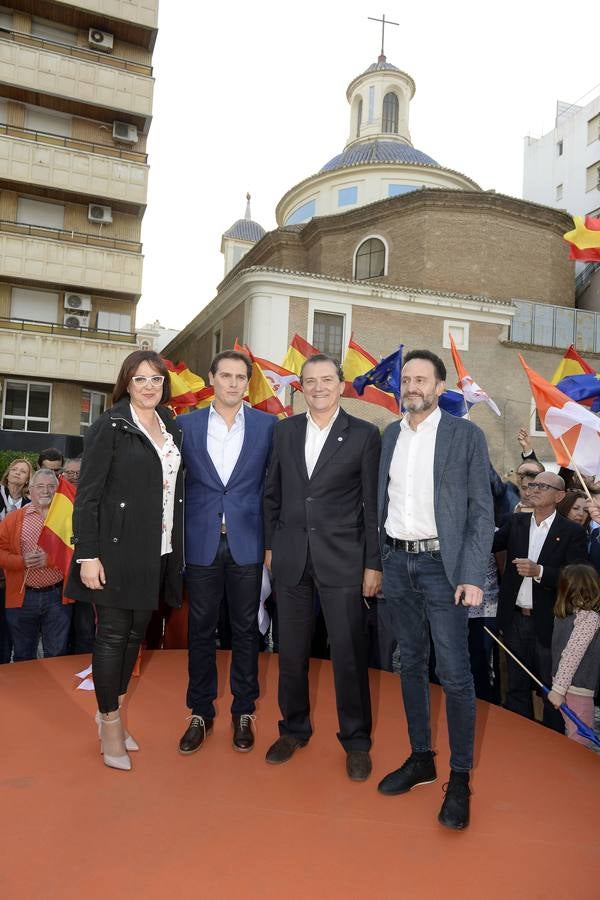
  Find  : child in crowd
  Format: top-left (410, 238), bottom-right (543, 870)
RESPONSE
top-left (548, 564), bottom-right (600, 747)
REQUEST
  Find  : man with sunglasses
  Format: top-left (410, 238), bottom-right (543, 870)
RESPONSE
top-left (493, 471), bottom-right (587, 730)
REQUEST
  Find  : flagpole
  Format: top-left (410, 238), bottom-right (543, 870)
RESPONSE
top-left (483, 626), bottom-right (545, 689)
top-left (558, 436), bottom-right (593, 500)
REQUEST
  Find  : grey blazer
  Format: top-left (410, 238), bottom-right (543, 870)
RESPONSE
top-left (377, 410), bottom-right (495, 590)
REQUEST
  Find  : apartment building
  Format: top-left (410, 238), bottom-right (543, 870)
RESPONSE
top-left (0, 0), bottom-right (157, 453)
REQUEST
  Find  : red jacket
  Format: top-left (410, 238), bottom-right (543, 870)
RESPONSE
top-left (0, 507), bottom-right (71, 608)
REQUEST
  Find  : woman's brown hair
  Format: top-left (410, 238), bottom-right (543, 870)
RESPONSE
top-left (112, 350), bottom-right (171, 405)
top-left (557, 490), bottom-right (590, 527)
top-left (554, 563), bottom-right (600, 618)
top-left (1, 458), bottom-right (33, 494)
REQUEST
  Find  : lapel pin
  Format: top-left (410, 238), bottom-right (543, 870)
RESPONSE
top-left (337, 436), bottom-right (343, 442)
top-left (556, 537), bottom-right (560, 541)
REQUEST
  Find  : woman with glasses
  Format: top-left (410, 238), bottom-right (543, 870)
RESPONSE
top-left (67, 350), bottom-right (183, 771)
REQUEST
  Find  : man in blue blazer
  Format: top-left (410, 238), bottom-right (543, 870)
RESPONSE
top-left (376, 349), bottom-right (494, 830)
top-left (177, 350), bottom-right (275, 755)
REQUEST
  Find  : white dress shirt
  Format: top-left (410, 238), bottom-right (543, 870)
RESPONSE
top-left (305, 407), bottom-right (340, 478)
top-left (207, 403), bottom-right (245, 485)
top-left (385, 407), bottom-right (440, 540)
top-left (515, 510), bottom-right (555, 609)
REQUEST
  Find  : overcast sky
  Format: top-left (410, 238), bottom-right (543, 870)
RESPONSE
top-left (136, 0), bottom-right (600, 332)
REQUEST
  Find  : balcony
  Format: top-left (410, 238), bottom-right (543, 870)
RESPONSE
top-left (0, 33), bottom-right (154, 121)
top-left (0, 318), bottom-right (137, 385)
top-left (53, 0), bottom-right (159, 31)
top-left (0, 132), bottom-right (148, 207)
top-left (0, 123), bottom-right (147, 163)
top-left (0, 227), bottom-right (143, 297)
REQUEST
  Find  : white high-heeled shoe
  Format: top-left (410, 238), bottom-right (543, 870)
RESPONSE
top-left (95, 710), bottom-right (139, 752)
top-left (98, 713), bottom-right (131, 771)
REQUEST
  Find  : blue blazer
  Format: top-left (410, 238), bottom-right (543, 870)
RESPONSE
top-left (178, 405), bottom-right (275, 566)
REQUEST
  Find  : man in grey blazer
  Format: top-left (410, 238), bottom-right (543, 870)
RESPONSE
top-left (377, 349), bottom-right (494, 830)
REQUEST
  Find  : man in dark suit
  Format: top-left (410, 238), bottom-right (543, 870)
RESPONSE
top-left (493, 471), bottom-right (587, 731)
top-left (177, 350), bottom-right (275, 755)
top-left (376, 349), bottom-right (494, 830)
top-left (263, 354), bottom-right (381, 781)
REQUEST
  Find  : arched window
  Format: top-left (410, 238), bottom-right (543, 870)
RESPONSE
top-left (139, 338), bottom-right (152, 350)
top-left (356, 98), bottom-right (362, 138)
top-left (355, 238), bottom-right (386, 280)
top-left (382, 92), bottom-right (398, 134)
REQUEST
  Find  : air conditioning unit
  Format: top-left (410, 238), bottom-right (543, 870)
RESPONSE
top-left (64, 293), bottom-right (92, 312)
top-left (88, 204), bottom-right (113, 224)
top-left (113, 121), bottom-right (138, 144)
top-left (88, 28), bottom-right (114, 52)
top-left (64, 313), bottom-right (89, 328)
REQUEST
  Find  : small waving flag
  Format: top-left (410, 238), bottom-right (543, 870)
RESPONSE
top-left (353, 346), bottom-right (403, 403)
top-left (38, 476), bottom-right (76, 576)
top-left (162, 358), bottom-right (213, 413)
top-left (233, 340), bottom-right (288, 418)
top-left (342, 338), bottom-right (399, 414)
top-left (563, 215), bottom-right (600, 262)
top-left (281, 333), bottom-right (320, 376)
top-left (520, 355), bottom-right (600, 477)
top-left (449, 334), bottom-right (500, 415)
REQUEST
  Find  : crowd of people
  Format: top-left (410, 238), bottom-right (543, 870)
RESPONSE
top-left (0, 346), bottom-right (599, 831)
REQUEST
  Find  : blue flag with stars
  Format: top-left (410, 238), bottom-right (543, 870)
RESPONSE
top-left (353, 345), bottom-right (403, 402)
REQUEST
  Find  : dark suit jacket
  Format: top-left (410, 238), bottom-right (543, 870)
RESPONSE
top-left (263, 408), bottom-right (381, 587)
top-left (492, 511), bottom-right (588, 646)
top-left (178, 405), bottom-right (275, 566)
top-left (377, 411), bottom-right (494, 590)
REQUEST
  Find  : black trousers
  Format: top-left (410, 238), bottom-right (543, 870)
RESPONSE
top-left (93, 605), bottom-right (152, 713)
top-left (186, 534), bottom-right (262, 718)
top-left (276, 554), bottom-right (372, 752)
top-left (502, 611), bottom-right (564, 732)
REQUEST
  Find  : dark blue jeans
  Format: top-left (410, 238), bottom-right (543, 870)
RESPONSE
top-left (382, 545), bottom-right (475, 772)
top-left (5, 587), bottom-right (72, 662)
top-left (186, 535), bottom-right (262, 719)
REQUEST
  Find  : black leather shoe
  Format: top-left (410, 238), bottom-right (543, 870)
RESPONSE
top-left (265, 735), bottom-right (307, 764)
top-left (438, 772), bottom-right (471, 830)
top-left (178, 716), bottom-right (214, 755)
top-left (377, 752), bottom-right (437, 795)
top-left (232, 714), bottom-right (255, 752)
top-left (346, 750), bottom-right (372, 781)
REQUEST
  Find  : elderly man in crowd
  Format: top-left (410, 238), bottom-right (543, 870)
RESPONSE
top-left (62, 458), bottom-right (81, 486)
top-left (0, 468), bottom-right (72, 661)
top-left (514, 460), bottom-right (545, 513)
top-left (493, 471), bottom-right (587, 730)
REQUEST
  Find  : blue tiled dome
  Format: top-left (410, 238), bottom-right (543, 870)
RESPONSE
top-left (223, 219), bottom-right (265, 241)
top-left (362, 60), bottom-right (401, 74)
top-left (321, 140), bottom-right (439, 173)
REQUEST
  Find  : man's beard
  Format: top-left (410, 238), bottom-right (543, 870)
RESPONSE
top-left (402, 393), bottom-right (435, 413)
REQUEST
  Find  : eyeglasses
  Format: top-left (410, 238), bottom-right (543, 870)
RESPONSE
top-left (130, 375), bottom-right (165, 388)
top-left (528, 482), bottom-right (558, 492)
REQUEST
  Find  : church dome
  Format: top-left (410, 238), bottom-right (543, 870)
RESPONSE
top-left (320, 140), bottom-right (439, 174)
top-left (222, 218), bottom-right (265, 242)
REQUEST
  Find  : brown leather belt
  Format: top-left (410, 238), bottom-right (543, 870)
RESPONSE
top-left (26, 581), bottom-right (63, 593)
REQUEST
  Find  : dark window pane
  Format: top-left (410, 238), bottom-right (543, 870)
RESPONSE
top-left (355, 238), bottom-right (386, 279)
top-left (313, 312), bottom-right (344, 360)
top-left (382, 92), bottom-right (398, 133)
top-left (5, 382), bottom-right (27, 416)
top-left (3, 417), bottom-right (26, 431)
top-left (28, 384), bottom-right (50, 418)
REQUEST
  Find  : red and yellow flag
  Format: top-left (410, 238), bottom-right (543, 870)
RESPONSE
top-left (281, 333), bottom-right (319, 376)
top-left (233, 340), bottom-right (288, 418)
top-left (563, 216), bottom-right (600, 262)
top-left (162, 358), bottom-right (212, 413)
top-left (550, 344), bottom-right (595, 384)
top-left (38, 476), bottom-right (76, 576)
top-left (342, 337), bottom-right (399, 414)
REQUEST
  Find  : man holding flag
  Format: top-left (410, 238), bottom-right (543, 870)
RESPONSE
top-left (0, 469), bottom-right (73, 661)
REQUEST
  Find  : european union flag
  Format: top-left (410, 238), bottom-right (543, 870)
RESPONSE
top-left (353, 346), bottom-right (403, 401)
top-left (556, 373), bottom-right (600, 412)
top-left (439, 390), bottom-right (471, 418)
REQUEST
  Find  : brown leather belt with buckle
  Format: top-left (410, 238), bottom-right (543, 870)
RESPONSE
top-left (385, 536), bottom-right (440, 553)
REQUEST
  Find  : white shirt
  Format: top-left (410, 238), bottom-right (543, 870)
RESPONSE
top-left (385, 407), bottom-right (440, 540)
top-left (305, 406), bottom-right (340, 478)
top-left (131, 405), bottom-right (181, 555)
top-left (207, 403), bottom-right (245, 485)
top-left (515, 510), bottom-right (555, 609)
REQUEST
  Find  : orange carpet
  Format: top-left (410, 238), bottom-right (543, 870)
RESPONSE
top-left (0, 650), bottom-right (598, 900)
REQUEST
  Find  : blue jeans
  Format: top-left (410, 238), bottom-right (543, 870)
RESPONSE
top-left (5, 587), bottom-right (72, 662)
top-left (382, 545), bottom-right (475, 771)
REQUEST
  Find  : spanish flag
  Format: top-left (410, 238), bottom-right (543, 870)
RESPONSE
top-left (550, 344), bottom-right (595, 384)
top-left (38, 476), bottom-right (76, 576)
top-left (162, 358), bottom-right (213, 413)
top-left (342, 338), bottom-right (399, 414)
top-left (233, 340), bottom-right (288, 418)
top-left (563, 216), bottom-right (600, 262)
top-left (281, 333), bottom-right (319, 376)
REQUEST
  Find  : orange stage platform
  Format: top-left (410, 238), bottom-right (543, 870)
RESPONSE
top-left (1, 650), bottom-right (598, 900)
